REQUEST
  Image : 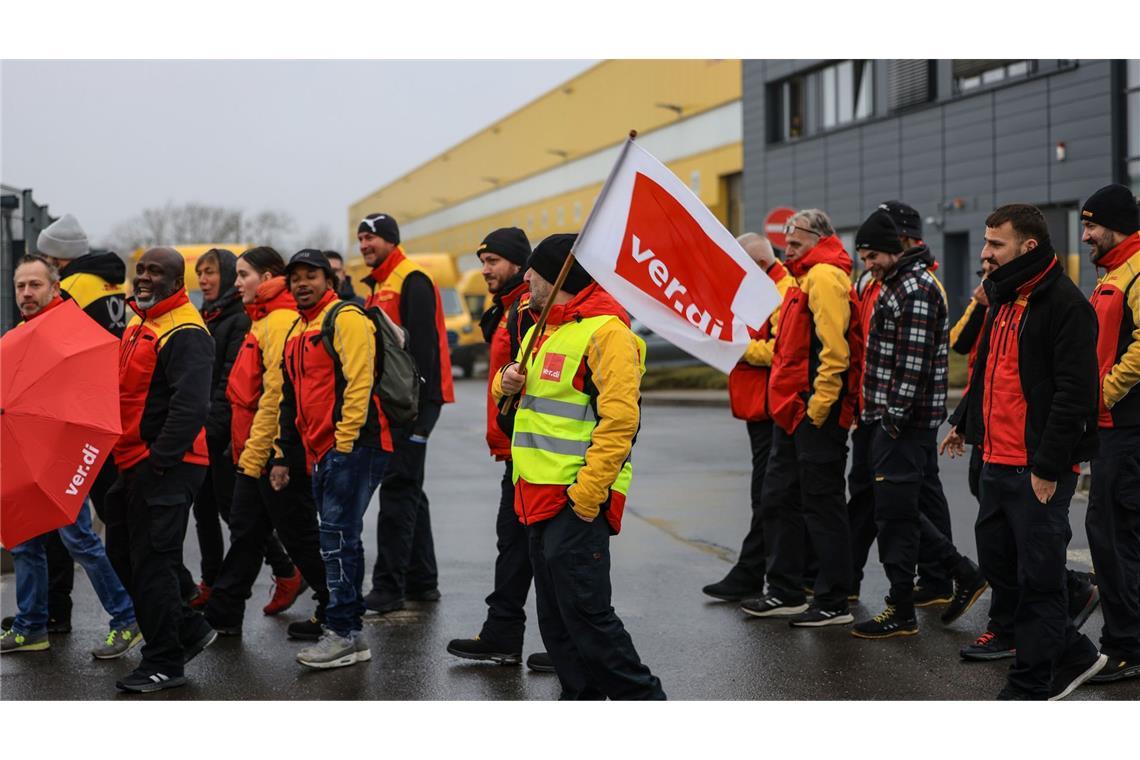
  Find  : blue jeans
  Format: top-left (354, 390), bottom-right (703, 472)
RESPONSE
top-left (10, 500), bottom-right (136, 635)
top-left (313, 447), bottom-right (389, 637)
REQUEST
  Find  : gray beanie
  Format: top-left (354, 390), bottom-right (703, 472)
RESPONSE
top-left (37, 214), bottom-right (89, 260)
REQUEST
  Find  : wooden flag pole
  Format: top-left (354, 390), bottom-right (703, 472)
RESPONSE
top-left (498, 129), bottom-right (639, 415)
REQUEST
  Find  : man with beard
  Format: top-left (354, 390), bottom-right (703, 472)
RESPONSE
top-left (104, 247), bottom-right (217, 693)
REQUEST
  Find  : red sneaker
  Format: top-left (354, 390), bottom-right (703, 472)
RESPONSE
top-left (189, 582), bottom-right (212, 610)
top-left (263, 569), bottom-right (307, 616)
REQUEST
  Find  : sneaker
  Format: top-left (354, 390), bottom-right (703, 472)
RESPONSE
top-left (1049, 652), bottom-right (1108, 701)
top-left (263, 569), bottom-right (307, 616)
top-left (407, 588), bottom-right (442, 602)
top-left (940, 559), bottom-right (988, 624)
top-left (296, 630), bottom-right (364, 669)
top-left (959, 630), bottom-right (1016, 661)
top-left (1067, 572), bottom-right (1100, 630)
top-left (789, 604), bottom-right (854, 627)
top-left (912, 583), bottom-right (954, 608)
top-left (188, 582), bottom-right (212, 610)
top-left (363, 589), bottom-right (406, 614)
top-left (526, 652), bottom-right (556, 673)
top-left (91, 622), bottom-right (143, 659)
top-left (1088, 656), bottom-right (1140, 684)
top-left (353, 633), bottom-right (372, 663)
top-left (183, 627), bottom-right (218, 665)
top-left (2, 615), bottom-right (69, 633)
top-left (702, 577), bottom-right (764, 602)
top-left (851, 600), bottom-right (918, 639)
top-left (115, 669), bottom-right (187, 693)
top-left (287, 617), bottom-right (324, 641)
top-left (446, 635), bottom-right (522, 665)
top-left (740, 594), bottom-right (809, 618)
top-left (0, 628), bottom-right (49, 653)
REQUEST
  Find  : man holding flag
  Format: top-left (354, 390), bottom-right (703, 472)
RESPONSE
top-left (493, 234), bottom-right (665, 700)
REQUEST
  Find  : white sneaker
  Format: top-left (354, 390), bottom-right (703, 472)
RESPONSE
top-left (296, 630), bottom-right (363, 669)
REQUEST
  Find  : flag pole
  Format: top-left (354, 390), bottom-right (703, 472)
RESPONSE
top-left (498, 129), bottom-right (638, 414)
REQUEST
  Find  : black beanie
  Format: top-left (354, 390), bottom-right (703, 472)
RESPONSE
top-left (1081, 184), bottom-right (1140, 235)
top-left (477, 227), bottom-right (531, 267)
top-left (358, 213), bottom-right (400, 244)
top-left (527, 233), bottom-right (592, 294)
top-left (877, 200), bottom-right (923, 240)
top-left (856, 210), bottom-right (904, 254)
top-left (285, 248), bottom-right (334, 279)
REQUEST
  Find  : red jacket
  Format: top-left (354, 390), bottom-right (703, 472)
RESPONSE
top-left (1090, 233), bottom-right (1140, 429)
top-left (115, 289), bottom-right (211, 471)
top-left (728, 260), bottom-right (794, 421)
top-left (485, 280), bottom-right (532, 458)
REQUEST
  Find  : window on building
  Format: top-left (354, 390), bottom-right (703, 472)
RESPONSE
top-left (887, 60), bottom-right (936, 112)
top-left (722, 172), bottom-right (743, 236)
top-left (769, 61), bottom-right (874, 143)
top-left (1127, 60), bottom-right (1140, 194)
top-left (953, 60), bottom-right (1036, 93)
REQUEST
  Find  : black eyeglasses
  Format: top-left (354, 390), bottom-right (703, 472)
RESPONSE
top-left (783, 222), bottom-right (821, 238)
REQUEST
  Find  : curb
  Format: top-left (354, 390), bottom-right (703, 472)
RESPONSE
top-left (642, 389), bottom-right (967, 409)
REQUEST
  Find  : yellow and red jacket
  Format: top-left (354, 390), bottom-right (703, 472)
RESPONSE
top-left (486, 280), bottom-right (533, 458)
top-left (1090, 232), bottom-right (1140, 429)
top-left (767, 236), bottom-right (863, 433)
top-left (227, 277), bottom-right (299, 476)
top-left (363, 247), bottom-right (455, 407)
top-left (114, 289), bottom-right (212, 471)
top-left (492, 284), bottom-right (642, 533)
top-left (278, 288), bottom-right (393, 470)
top-left (728, 260), bottom-right (794, 421)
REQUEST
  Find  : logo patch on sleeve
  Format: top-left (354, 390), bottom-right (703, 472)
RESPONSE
top-left (540, 353), bottom-right (566, 382)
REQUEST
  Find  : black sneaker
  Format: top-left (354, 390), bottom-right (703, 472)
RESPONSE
top-left (526, 652), bottom-right (555, 673)
top-left (1067, 572), bottom-right (1100, 630)
top-left (740, 594), bottom-right (809, 618)
top-left (446, 635), bottom-right (522, 665)
top-left (1049, 652), bottom-right (1108, 701)
top-left (702, 577), bottom-right (764, 602)
top-left (183, 627), bottom-right (218, 665)
top-left (407, 588), bottom-right (442, 602)
top-left (287, 617), bottom-right (324, 641)
top-left (912, 583), bottom-right (954, 608)
top-left (960, 630), bottom-right (1016, 661)
top-left (115, 669), bottom-right (187, 693)
top-left (940, 559), bottom-right (988, 624)
top-left (851, 600), bottom-right (918, 639)
top-left (2, 615), bottom-right (70, 634)
top-left (1088, 656), bottom-right (1140, 684)
top-left (789, 604), bottom-right (854, 628)
top-left (363, 589), bottom-right (406, 614)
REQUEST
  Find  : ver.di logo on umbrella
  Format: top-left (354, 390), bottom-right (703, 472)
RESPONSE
top-left (65, 443), bottom-right (102, 496)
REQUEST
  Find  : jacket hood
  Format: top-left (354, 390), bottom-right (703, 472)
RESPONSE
top-left (59, 251), bottom-right (126, 285)
top-left (985, 237), bottom-right (1060, 304)
top-left (787, 235), bottom-right (853, 278)
top-left (1096, 232), bottom-right (1140, 272)
top-left (884, 244), bottom-right (936, 284)
top-left (545, 282), bottom-right (630, 327)
top-left (200, 248), bottom-right (239, 315)
top-left (245, 276), bottom-right (296, 321)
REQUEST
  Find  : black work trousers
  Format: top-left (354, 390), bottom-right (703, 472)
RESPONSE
top-left (204, 472), bottom-right (327, 628)
top-left (976, 464), bottom-right (1096, 697)
top-left (529, 506), bottom-right (665, 700)
top-left (870, 426), bottom-right (962, 603)
top-left (761, 410), bottom-right (852, 609)
top-left (848, 423), bottom-right (956, 591)
top-left (44, 458), bottom-right (117, 621)
top-left (479, 461), bottom-right (533, 649)
top-left (104, 462), bottom-right (212, 677)
top-left (1087, 426), bottom-right (1140, 661)
top-left (723, 420), bottom-right (775, 588)
top-left (371, 403), bottom-right (441, 599)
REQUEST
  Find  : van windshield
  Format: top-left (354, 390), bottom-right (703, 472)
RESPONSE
top-left (440, 287), bottom-right (463, 317)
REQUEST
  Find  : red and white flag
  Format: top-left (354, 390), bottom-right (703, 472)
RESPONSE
top-left (573, 138), bottom-right (783, 373)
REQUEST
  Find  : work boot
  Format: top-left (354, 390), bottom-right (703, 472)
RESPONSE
top-left (940, 557), bottom-right (988, 624)
top-left (702, 575), bottom-right (764, 602)
top-left (91, 622), bottom-right (143, 660)
top-left (446, 634), bottom-right (522, 665)
top-left (912, 583), bottom-right (953, 608)
top-left (526, 652), bottom-right (555, 673)
top-left (263, 569), bottom-right (306, 616)
top-left (851, 598), bottom-right (918, 639)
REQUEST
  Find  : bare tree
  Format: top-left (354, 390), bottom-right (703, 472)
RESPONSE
top-left (104, 202), bottom-right (296, 254)
top-left (295, 223), bottom-right (342, 253)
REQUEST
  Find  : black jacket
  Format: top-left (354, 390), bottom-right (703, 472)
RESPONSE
top-left (950, 240), bottom-right (1099, 480)
top-left (59, 251), bottom-right (128, 337)
top-left (200, 250), bottom-right (250, 445)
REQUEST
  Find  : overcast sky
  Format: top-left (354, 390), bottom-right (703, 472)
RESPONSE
top-left (1, 59), bottom-right (593, 249)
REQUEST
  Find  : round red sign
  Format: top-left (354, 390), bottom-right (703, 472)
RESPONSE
top-left (763, 206), bottom-right (796, 250)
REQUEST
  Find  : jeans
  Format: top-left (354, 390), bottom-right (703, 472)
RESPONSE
top-left (10, 499), bottom-right (136, 635)
top-left (314, 446), bottom-right (390, 637)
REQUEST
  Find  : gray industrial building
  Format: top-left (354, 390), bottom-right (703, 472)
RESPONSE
top-left (741, 59), bottom-right (1140, 317)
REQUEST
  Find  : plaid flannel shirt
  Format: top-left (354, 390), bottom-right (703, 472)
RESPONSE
top-left (861, 255), bottom-right (949, 432)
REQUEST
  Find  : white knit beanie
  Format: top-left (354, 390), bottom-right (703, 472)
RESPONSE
top-left (37, 214), bottom-right (89, 260)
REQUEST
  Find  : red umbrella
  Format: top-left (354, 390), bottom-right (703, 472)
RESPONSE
top-left (1, 299), bottom-right (121, 547)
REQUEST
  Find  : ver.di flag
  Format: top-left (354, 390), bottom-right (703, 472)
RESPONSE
top-left (572, 137), bottom-right (782, 373)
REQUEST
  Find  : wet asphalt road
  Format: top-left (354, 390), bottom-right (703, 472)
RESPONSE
top-left (2, 376), bottom-right (1138, 701)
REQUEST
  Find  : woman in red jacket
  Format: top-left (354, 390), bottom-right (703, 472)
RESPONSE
top-left (201, 247), bottom-right (329, 642)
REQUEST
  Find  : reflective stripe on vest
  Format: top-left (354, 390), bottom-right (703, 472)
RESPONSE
top-left (511, 314), bottom-right (645, 496)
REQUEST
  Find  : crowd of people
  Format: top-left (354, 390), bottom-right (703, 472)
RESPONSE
top-left (1, 182), bottom-right (1138, 701)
